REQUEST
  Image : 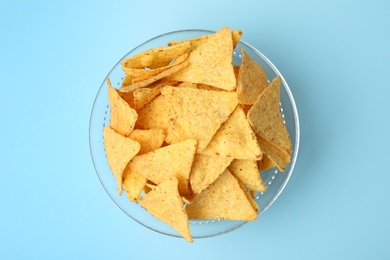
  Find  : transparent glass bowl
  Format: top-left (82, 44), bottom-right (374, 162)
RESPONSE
top-left (89, 29), bottom-right (300, 239)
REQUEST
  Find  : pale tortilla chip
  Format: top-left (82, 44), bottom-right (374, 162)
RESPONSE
top-left (129, 128), bottom-right (166, 154)
top-left (228, 159), bottom-right (266, 192)
top-left (161, 86), bottom-right (238, 151)
top-left (135, 95), bottom-right (171, 130)
top-left (200, 106), bottom-right (262, 159)
top-left (138, 177), bottom-right (193, 242)
top-left (190, 154), bottom-right (233, 194)
top-left (103, 126), bottom-right (140, 195)
top-left (168, 27), bottom-right (236, 91)
top-left (256, 134), bottom-right (291, 172)
top-left (186, 169), bottom-right (257, 221)
top-left (247, 76), bottom-right (292, 155)
top-left (236, 48), bottom-right (268, 105)
top-left (107, 78), bottom-right (138, 136)
top-left (126, 139), bottom-right (197, 195)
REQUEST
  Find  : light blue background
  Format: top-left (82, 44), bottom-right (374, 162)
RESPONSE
top-left (1, 0), bottom-right (389, 259)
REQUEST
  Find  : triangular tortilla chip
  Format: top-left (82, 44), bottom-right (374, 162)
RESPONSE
top-left (138, 177), bottom-right (193, 242)
top-left (129, 128), bottom-right (166, 154)
top-left (123, 53), bottom-right (189, 84)
top-left (236, 48), bottom-right (268, 105)
top-left (121, 41), bottom-right (192, 69)
top-left (168, 27), bottom-right (236, 91)
top-left (120, 61), bottom-right (189, 92)
top-left (186, 169), bottom-right (258, 221)
top-left (256, 134), bottom-right (291, 172)
top-left (247, 76), bottom-right (292, 155)
top-left (132, 85), bottom-right (162, 110)
top-left (126, 139), bottom-right (197, 195)
top-left (200, 106), bottom-right (262, 159)
top-left (165, 118), bottom-right (188, 144)
top-left (238, 180), bottom-right (259, 213)
top-left (161, 86), bottom-right (238, 151)
top-left (257, 153), bottom-right (277, 171)
top-left (122, 168), bottom-right (147, 202)
top-left (135, 95), bottom-right (171, 130)
top-left (107, 78), bottom-right (138, 136)
top-left (103, 126), bottom-right (140, 195)
top-left (190, 154), bottom-right (233, 194)
top-left (232, 29), bottom-right (242, 49)
top-left (228, 159), bottom-right (266, 192)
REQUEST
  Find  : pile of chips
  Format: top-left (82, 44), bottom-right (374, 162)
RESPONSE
top-left (103, 27), bottom-right (292, 242)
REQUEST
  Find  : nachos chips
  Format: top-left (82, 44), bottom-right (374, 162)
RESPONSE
top-left (102, 27), bottom-right (292, 242)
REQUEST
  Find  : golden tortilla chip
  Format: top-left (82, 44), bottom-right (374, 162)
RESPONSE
top-left (232, 29), bottom-right (242, 49)
top-left (161, 86), bottom-right (238, 151)
top-left (121, 73), bottom-right (133, 88)
top-left (120, 61), bottom-right (189, 92)
top-left (236, 48), bottom-right (268, 105)
top-left (126, 139), bottom-right (197, 195)
top-left (186, 169), bottom-right (257, 221)
top-left (190, 154), bottom-right (233, 194)
top-left (247, 76), bottom-right (292, 155)
top-left (256, 134), bottom-right (291, 172)
top-left (129, 128), bottom-right (166, 154)
top-left (138, 177), bottom-right (193, 242)
top-left (257, 154), bottom-right (277, 171)
top-left (165, 118), bottom-right (188, 144)
top-left (103, 126), bottom-right (140, 195)
top-left (116, 89), bottom-right (135, 108)
top-left (168, 27), bottom-right (236, 91)
top-left (123, 53), bottom-right (189, 84)
top-left (238, 181), bottom-right (259, 213)
top-left (122, 41), bottom-right (192, 69)
top-left (107, 78), bottom-right (138, 136)
top-left (135, 95), bottom-right (171, 130)
top-left (132, 85), bottom-right (162, 110)
top-left (228, 159), bottom-right (266, 192)
top-left (200, 106), bottom-right (262, 159)
top-left (168, 29), bottom-right (242, 50)
top-left (122, 168), bottom-right (146, 202)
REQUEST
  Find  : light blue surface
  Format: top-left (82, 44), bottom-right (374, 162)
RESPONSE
top-left (1, 0), bottom-right (389, 259)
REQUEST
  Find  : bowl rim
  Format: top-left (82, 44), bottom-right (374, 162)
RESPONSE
top-left (89, 28), bottom-right (300, 240)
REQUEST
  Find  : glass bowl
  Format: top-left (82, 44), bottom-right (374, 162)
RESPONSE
top-left (89, 29), bottom-right (300, 239)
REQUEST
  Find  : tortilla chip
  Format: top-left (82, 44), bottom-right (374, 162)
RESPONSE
top-left (257, 154), bottom-right (277, 171)
top-left (247, 76), bottom-right (292, 155)
top-left (236, 48), bottom-right (268, 105)
top-left (135, 95), bottom-right (171, 130)
top-left (168, 27), bottom-right (236, 91)
top-left (138, 177), bottom-right (193, 242)
top-left (129, 128), bottom-right (166, 154)
top-left (116, 89), bottom-right (135, 108)
top-left (200, 106), bottom-right (262, 159)
top-left (165, 118), bottom-right (188, 144)
top-left (126, 139), bottom-right (197, 195)
top-left (122, 168), bottom-right (147, 202)
top-left (228, 159), bottom-right (267, 192)
top-left (121, 73), bottom-right (133, 88)
top-left (107, 78), bottom-right (138, 136)
top-left (103, 126), bottom-right (140, 195)
top-left (190, 154), bottom-right (233, 194)
top-left (132, 85), bottom-right (162, 110)
top-left (120, 61), bottom-right (189, 92)
top-left (123, 53), bottom-right (189, 84)
top-left (186, 169), bottom-right (257, 221)
top-left (232, 29), bottom-right (242, 49)
top-left (256, 134), bottom-right (291, 172)
top-left (122, 41), bottom-right (192, 69)
top-left (238, 181), bottom-right (259, 213)
top-left (161, 86), bottom-right (238, 151)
